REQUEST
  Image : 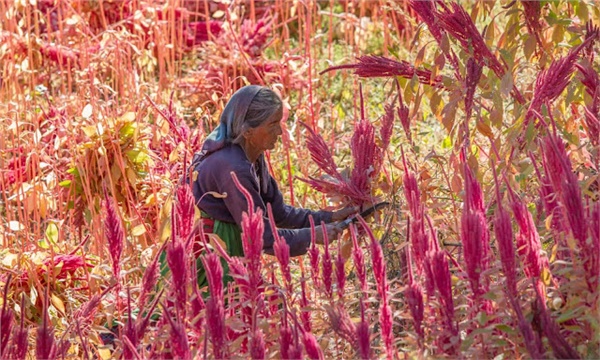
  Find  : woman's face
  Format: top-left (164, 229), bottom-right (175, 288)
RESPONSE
top-left (245, 107), bottom-right (284, 153)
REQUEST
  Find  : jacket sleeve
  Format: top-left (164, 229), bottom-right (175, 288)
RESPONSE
top-left (262, 175), bottom-right (333, 228)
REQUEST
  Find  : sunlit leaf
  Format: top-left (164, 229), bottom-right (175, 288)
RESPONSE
top-left (82, 104), bottom-right (93, 119)
top-left (131, 224), bottom-right (146, 236)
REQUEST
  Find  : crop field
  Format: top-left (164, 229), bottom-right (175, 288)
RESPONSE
top-left (0, 0), bottom-right (599, 358)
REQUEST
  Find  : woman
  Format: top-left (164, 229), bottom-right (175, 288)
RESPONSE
top-left (189, 85), bottom-right (356, 286)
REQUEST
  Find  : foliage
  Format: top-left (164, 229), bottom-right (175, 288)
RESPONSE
top-left (0, 0), bottom-right (599, 359)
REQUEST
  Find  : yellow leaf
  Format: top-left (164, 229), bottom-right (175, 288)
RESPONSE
top-left (207, 233), bottom-right (228, 256)
top-left (98, 348), bottom-right (112, 360)
top-left (540, 267), bottom-right (552, 287)
top-left (549, 243), bottom-right (558, 263)
top-left (82, 125), bottom-right (97, 138)
top-left (51, 293), bottom-right (66, 314)
top-left (131, 224), bottom-right (146, 236)
top-left (544, 214), bottom-right (554, 230)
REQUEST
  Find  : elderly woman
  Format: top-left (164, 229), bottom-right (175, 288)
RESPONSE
top-left (189, 85), bottom-right (355, 285)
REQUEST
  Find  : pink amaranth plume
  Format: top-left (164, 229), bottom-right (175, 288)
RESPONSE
top-left (325, 305), bottom-right (357, 348)
top-left (465, 58), bottom-right (483, 121)
top-left (358, 216), bottom-right (395, 358)
top-left (426, 218), bottom-right (457, 351)
top-left (321, 55), bottom-right (445, 88)
top-left (350, 225), bottom-right (367, 293)
top-left (351, 119), bottom-right (382, 199)
top-left (408, 0), bottom-right (462, 78)
top-left (302, 331), bottom-right (324, 360)
top-left (435, 2), bottom-right (524, 103)
top-left (175, 184), bottom-right (196, 247)
top-left (335, 246), bottom-right (346, 299)
top-left (308, 216), bottom-right (321, 289)
top-left (250, 327), bottom-right (266, 360)
top-left (103, 191), bottom-right (124, 280)
top-left (526, 32), bottom-right (599, 124)
top-left (202, 252), bottom-right (228, 359)
top-left (576, 61), bottom-right (600, 146)
top-left (510, 191), bottom-right (548, 280)
top-left (268, 203), bottom-right (292, 291)
top-left (321, 223), bottom-right (333, 299)
top-left (167, 204), bottom-right (188, 309)
top-left (356, 300), bottom-right (371, 360)
top-left (9, 297), bottom-right (27, 360)
top-left (300, 122), bottom-right (344, 182)
top-left (460, 159), bottom-right (491, 299)
top-left (163, 307), bottom-right (191, 360)
top-left (589, 203), bottom-right (599, 293)
top-left (0, 276), bottom-right (12, 358)
top-left (494, 202), bottom-right (517, 295)
top-left (231, 172), bottom-right (264, 293)
top-left (540, 135), bottom-right (588, 247)
top-left (520, 1), bottom-right (544, 49)
top-left (405, 247), bottom-right (425, 340)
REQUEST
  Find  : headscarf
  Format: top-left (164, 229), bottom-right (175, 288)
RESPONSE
top-left (190, 85), bottom-right (271, 192)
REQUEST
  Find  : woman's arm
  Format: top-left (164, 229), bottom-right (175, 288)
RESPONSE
top-left (216, 163), bottom-right (323, 256)
top-left (262, 175), bottom-right (333, 228)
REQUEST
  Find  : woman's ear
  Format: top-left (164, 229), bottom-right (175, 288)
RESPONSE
top-left (242, 127), bottom-right (254, 140)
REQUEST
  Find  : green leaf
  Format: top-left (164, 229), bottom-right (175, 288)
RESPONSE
top-left (119, 121), bottom-right (137, 141)
top-left (45, 222), bottom-right (59, 244)
top-left (58, 179), bottom-right (72, 187)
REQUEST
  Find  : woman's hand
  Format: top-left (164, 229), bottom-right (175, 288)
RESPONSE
top-left (331, 205), bottom-right (360, 222)
top-left (314, 224), bottom-right (343, 245)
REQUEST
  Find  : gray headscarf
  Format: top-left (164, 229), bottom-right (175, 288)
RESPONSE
top-left (191, 85), bottom-right (271, 192)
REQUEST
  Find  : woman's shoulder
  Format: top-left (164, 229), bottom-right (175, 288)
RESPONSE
top-left (198, 144), bottom-right (252, 173)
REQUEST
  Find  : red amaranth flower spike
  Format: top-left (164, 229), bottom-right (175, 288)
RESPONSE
top-left (526, 32), bottom-right (599, 123)
top-left (0, 276), bottom-right (12, 358)
top-left (350, 224), bottom-right (367, 293)
top-left (465, 58), bottom-right (483, 121)
top-left (9, 296), bottom-right (27, 360)
top-left (357, 216), bottom-right (394, 358)
top-left (167, 203), bottom-right (188, 309)
top-left (202, 252), bottom-right (229, 359)
top-left (356, 300), bottom-right (371, 360)
top-left (435, 2), bottom-right (524, 103)
top-left (302, 331), bottom-right (324, 360)
top-left (300, 122), bottom-right (344, 182)
top-left (268, 203), bottom-right (292, 291)
top-left (250, 328), bottom-right (266, 360)
top-left (405, 247), bottom-right (424, 341)
top-left (321, 55), bottom-right (445, 88)
top-left (520, 1), bottom-right (544, 50)
top-left (326, 305), bottom-right (357, 348)
top-left (175, 184), bottom-right (196, 246)
top-left (408, 0), bottom-right (462, 79)
top-left (308, 216), bottom-right (320, 289)
top-left (335, 243), bottom-right (346, 299)
top-left (351, 119), bottom-right (382, 200)
top-left (460, 158), bottom-right (491, 299)
top-left (231, 171), bottom-right (264, 293)
top-left (321, 223), bottom-right (333, 299)
top-left (103, 190), bottom-right (124, 280)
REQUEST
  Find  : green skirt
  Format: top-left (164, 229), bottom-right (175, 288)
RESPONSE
top-left (159, 214), bottom-right (244, 290)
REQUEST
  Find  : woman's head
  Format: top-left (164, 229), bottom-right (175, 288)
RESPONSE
top-left (230, 87), bottom-right (283, 145)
